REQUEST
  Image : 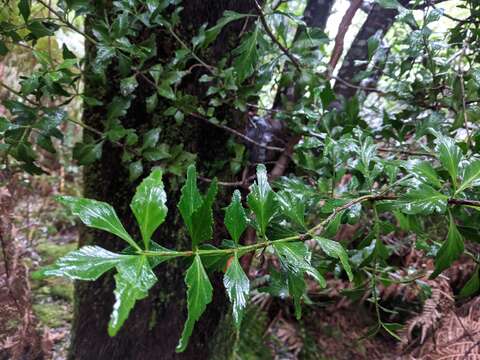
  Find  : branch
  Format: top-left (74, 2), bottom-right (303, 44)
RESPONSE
top-left (254, 0), bottom-right (302, 71)
top-left (328, 0), bottom-right (363, 73)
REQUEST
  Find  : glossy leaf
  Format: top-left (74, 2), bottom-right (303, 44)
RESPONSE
top-left (190, 179), bottom-right (218, 247)
top-left (457, 160), bottom-right (480, 194)
top-left (32, 246), bottom-right (131, 281)
top-left (176, 255), bottom-right (213, 352)
top-left (130, 169), bottom-right (168, 249)
top-left (277, 191), bottom-right (305, 228)
top-left (315, 237), bottom-right (353, 281)
top-left (57, 196), bottom-right (139, 250)
top-left (274, 242), bottom-right (326, 287)
top-left (178, 165), bottom-right (203, 238)
top-left (411, 161), bottom-right (441, 188)
top-left (223, 254), bottom-right (249, 327)
top-left (224, 190), bottom-right (247, 243)
top-left (431, 213), bottom-right (464, 278)
top-left (436, 136), bottom-right (463, 187)
top-left (247, 164), bottom-right (276, 237)
top-left (108, 255), bottom-right (157, 336)
top-left (399, 184), bottom-right (448, 215)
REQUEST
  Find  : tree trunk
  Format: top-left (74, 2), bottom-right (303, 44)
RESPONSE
top-left (333, 0), bottom-right (410, 99)
top-left (70, 2), bottom-right (254, 359)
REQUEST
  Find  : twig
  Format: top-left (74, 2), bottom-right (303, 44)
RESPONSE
top-left (331, 75), bottom-right (387, 95)
top-left (189, 112), bottom-right (285, 152)
top-left (36, 0), bottom-right (98, 44)
top-left (254, 0), bottom-right (302, 71)
top-left (378, 147), bottom-right (435, 158)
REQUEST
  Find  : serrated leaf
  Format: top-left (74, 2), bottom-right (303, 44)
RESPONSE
top-left (274, 242), bottom-right (326, 287)
top-left (225, 190), bottom-right (247, 243)
top-left (277, 191), bottom-right (305, 228)
top-left (287, 270), bottom-right (306, 319)
top-left (411, 161), bottom-right (441, 188)
top-left (315, 237), bottom-right (353, 281)
top-left (223, 254), bottom-right (249, 327)
top-left (399, 184), bottom-right (448, 215)
top-left (457, 160), bottom-right (480, 194)
top-left (431, 213), bottom-right (464, 278)
top-left (176, 255), bottom-right (213, 352)
top-left (233, 27), bottom-right (258, 82)
top-left (178, 165), bottom-right (203, 239)
top-left (436, 136), bottom-right (463, 187)
top-left (190, 179), bottom-right (218, 247)
top-left (108, 255), bottom-right (157, 336)
top-left (56, 196), bottom-right (139, 250)
top-left (247, 164), bottom-right (276, 237)
top-left (130, 169), bottom-right (168, 249)
top-left (32, 246), bottom-right (131, 281)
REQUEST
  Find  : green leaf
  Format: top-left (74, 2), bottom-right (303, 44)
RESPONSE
top-left (457, 160), bottom-right (480, 194)
top-left (399, 184), bottom-right (448, 215)
top-left (411, 161), bottom-right (441, 188)
top-left (233, 26), bottom-right (259, 82)
top-left (178, 165), bottom-right (203, 239)
top-left (287, 270), bottom-right (306, 319)
top-left (176, 255), bottom-right (213, 352)
top-left (120, 76), bottom-right (138, 96)
top-left (274, 242), bottom-right (326, 287)
top-left (141, 128), bottom-right (161, 151)
top-left (315, 237), bottom-right (353, 281)
top-left (56, 196), bottom-right (139, 250)
top-left (128, 160), bottom-right (143, 182)
top-left (203, 11), bottom-right (251, 48)
top-left (277, 191), bottom-right (305, 228)
top-left (459, 267), bottom-right (479, 298)
top-left (32, 246), bottom-right (131, 281)
top-left (223, 254), bottom-right (249, 327)
top-left (225, 190), bottom-right (247, 243)
top-left (130, 168), bottom-right (168, 249)
top-left (108, 255), bottom-right (157, 336)
top-left (431, 213), bottom-right (464, 279)
top-left (190, 179), bottom-right (218, 247)
top-left (72, 142), bottom-right (103, 165)
top-left (247, 164), bottom-right (276, 237)
top-left (19, 0), bottom-right (31, 22)
top-left (436, 136), bottom-right (463, 187)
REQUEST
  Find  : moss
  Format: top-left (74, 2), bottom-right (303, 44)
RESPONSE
top-left (36, 241), bottom-right (76, 264)
top-left (35, 278), bottom-right (74, 301)
top-left (33, 303), bottom-right (72, 328)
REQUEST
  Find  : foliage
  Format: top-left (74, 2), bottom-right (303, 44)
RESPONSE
top-left (2, 0), bottom-right (480, 354)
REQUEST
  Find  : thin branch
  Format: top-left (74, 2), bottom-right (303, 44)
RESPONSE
top-left (36, 0), bottom-right (98, 44)
top-left (254, 0), bottom-right (302, 71)
top-left (378, 147), bottom-right (435, 158)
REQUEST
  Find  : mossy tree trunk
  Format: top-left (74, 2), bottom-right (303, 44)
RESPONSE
top-left (70, 2), bottom-right (254, 359)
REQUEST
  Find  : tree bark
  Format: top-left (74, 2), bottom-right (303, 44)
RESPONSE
top-left (333, 0), bottom-right (410, 99)
top-left (70, 1), bottom-right (254, 359)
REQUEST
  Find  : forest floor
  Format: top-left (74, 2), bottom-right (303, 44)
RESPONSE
top-left (1, 171), bottom-right (480, 359)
